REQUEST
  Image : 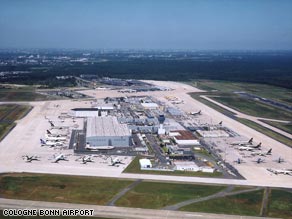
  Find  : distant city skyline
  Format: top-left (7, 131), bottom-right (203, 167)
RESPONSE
top-left (1, 0), bottom-right (292, 50)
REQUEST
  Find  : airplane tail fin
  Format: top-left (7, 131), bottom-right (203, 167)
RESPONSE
top-left (47, 130), bottom-right (52, 134)
top-left (267, 148), bottom-right (272, 155)
top-left (40, 139), bottom-right (46, 144)
top-left (255, 142), bottom-right (261, 148)
top-left (248, 138), bottom-right (253, 144)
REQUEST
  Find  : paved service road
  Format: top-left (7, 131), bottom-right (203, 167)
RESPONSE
top-left (107, 179), bottom-right (142, 206)
top-left (0, 198), bottom-right (280, 219)
top-left (163, 186), bottom-right (262, 211)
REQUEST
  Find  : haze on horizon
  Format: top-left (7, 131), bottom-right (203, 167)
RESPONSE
top-left (1, 0), bottom-right (292, 50)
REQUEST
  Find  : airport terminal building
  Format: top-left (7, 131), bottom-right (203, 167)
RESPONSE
top-left (86, 116), bottom-right (131, 147)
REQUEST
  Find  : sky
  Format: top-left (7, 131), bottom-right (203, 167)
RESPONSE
top-left (0, 0), bottom-right (292, 50)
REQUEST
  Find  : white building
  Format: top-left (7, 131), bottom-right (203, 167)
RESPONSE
top-left (174, 161), bottom-right (200, 172)
top-left (141, 102), bottom-right (158, 109)
top-left (169, 130), bottom-right (200, 146)
top-left (139, 158), bottom-right (152, 168)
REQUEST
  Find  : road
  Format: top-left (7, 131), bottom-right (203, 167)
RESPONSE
top-left (200, 95), bottom-right (292, 140)
top-left (0, 198), bottom-right (279, 219)
top-left (163, 186), bottom-right (262, 211)
top-left (107, 179), bottom-right (142, 206)
top-left (145, 134), bottom-right (168, 164)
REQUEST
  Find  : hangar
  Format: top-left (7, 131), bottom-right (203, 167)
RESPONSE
top-left (86, 117), bottom-right (131, 147)
top-left (71, 107), bottom-right (113, 117)
top-left (139, 158), bottom-right (152, 168)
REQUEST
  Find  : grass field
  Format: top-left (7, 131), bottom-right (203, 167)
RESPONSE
top-left (180, 189), bottom-right (264, 216)
top-left (0, 173), bottom-right (132, 205)
top-left (191, 80), bottom-right (292, 121)
top-left (115, 181), bottom-right (225, 209)
top-left (0, 104), bottom-right (32, 141)
top-left (192, 80), bottom-right (292, 105)
top-left (123, 156), bottom-right (223, 177)
top-left (268, 189), bottom-right (292, 219)
top-left (1, 173), bottom-right (290, 218)
top-left (212, 95), bottom-right (292, 121)
top-left (0, 86), bottom-right (51, 101)
top-left (260, 120), bottom-right (292, 134)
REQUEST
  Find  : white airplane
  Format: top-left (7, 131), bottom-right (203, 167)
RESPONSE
top-left (49, 121), bottom-right (67, 130)
top-left (251, 148), bottom-right (272, 157)
top-left (231, 138), bottom-right (253, 146)
top-left (238, 143), bottom-right (262, 151)
top-left (118, 89), bottom-right (137, 93)
top-left (267, 168), bottom-right (292, 176)
top-left (85, 146), bottom-right (99, 151)
top-left (46, 130), bottom-right (67, 137)
top-left (45, 134), bottom-right (66, 142)
top-left (76, 155), bottom-right (94, 164)
top-left (22, 155), bottom-right (40, 162)
top-left (85, 145), bottom-right (115, 151)
top-left (189, 110), bottom-right (201, 116)
top-left (171, 100), bottom-right (184, 104)
top-left (254, 158), bottom-right (265, 164)
top-left (274, 157), bottom-right (285, 163)
top-left (40, 139), bottom-right (63, 147)
top-left (109, 157), bottom-right (125, 166)
top-left (52, 154), bottom-right (69, 163)
top-left (233, 158), bottom-right (245, 164)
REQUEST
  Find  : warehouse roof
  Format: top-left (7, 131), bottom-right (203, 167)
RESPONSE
top-left (170, 130), bottom-right (198, 140)
top-left (72, 108), bottom-right (98, 111)
top-left (141, 102), bottom-right (158, 108)
top-left (139, 159), bottom-right (152, 167)
top-left (86, 117), bottom-right (130, 137)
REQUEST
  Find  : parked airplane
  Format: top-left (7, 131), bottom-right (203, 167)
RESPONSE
top-left (52, 154), bottom-right (68, 163)
top-left (251, 148), bottom-right (272, 157)
top-left (231, 138), bottom-right (253, 146)
top-left (85, 146), bottom-right (99, 151)
top-left (49, 121), bottom-right (66, 130)
top-left (22, 155), bottom-right (40, 162)
top-left (267, 168), bottom-right (292, 176)
top-left (254, 158), bottom-right (265, 164)
top-left (238, 144), bottom-right (260, 151)
top-left (171, 100), bottom-right (184, 104)
top-left (234, 158), bottom-right (245, 164)
top-left (110, 157), bottom-right (124, 166)
top-left (40, 139), bottom-right (63, 147)
top-left (274, 157), bottom-right (285, 163)
top-left (46, 130), bottom-right (67, 137)
top-left (76, 155), bottom-right (94, 164)
top-left (189, 110), bottom-right (201, 116)
top-left (118, 89), bottom-right (137, 93)
top-left (85, 145), bottom-right (115, 151)
top-left (45, 134), bottom-right (66, 142)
